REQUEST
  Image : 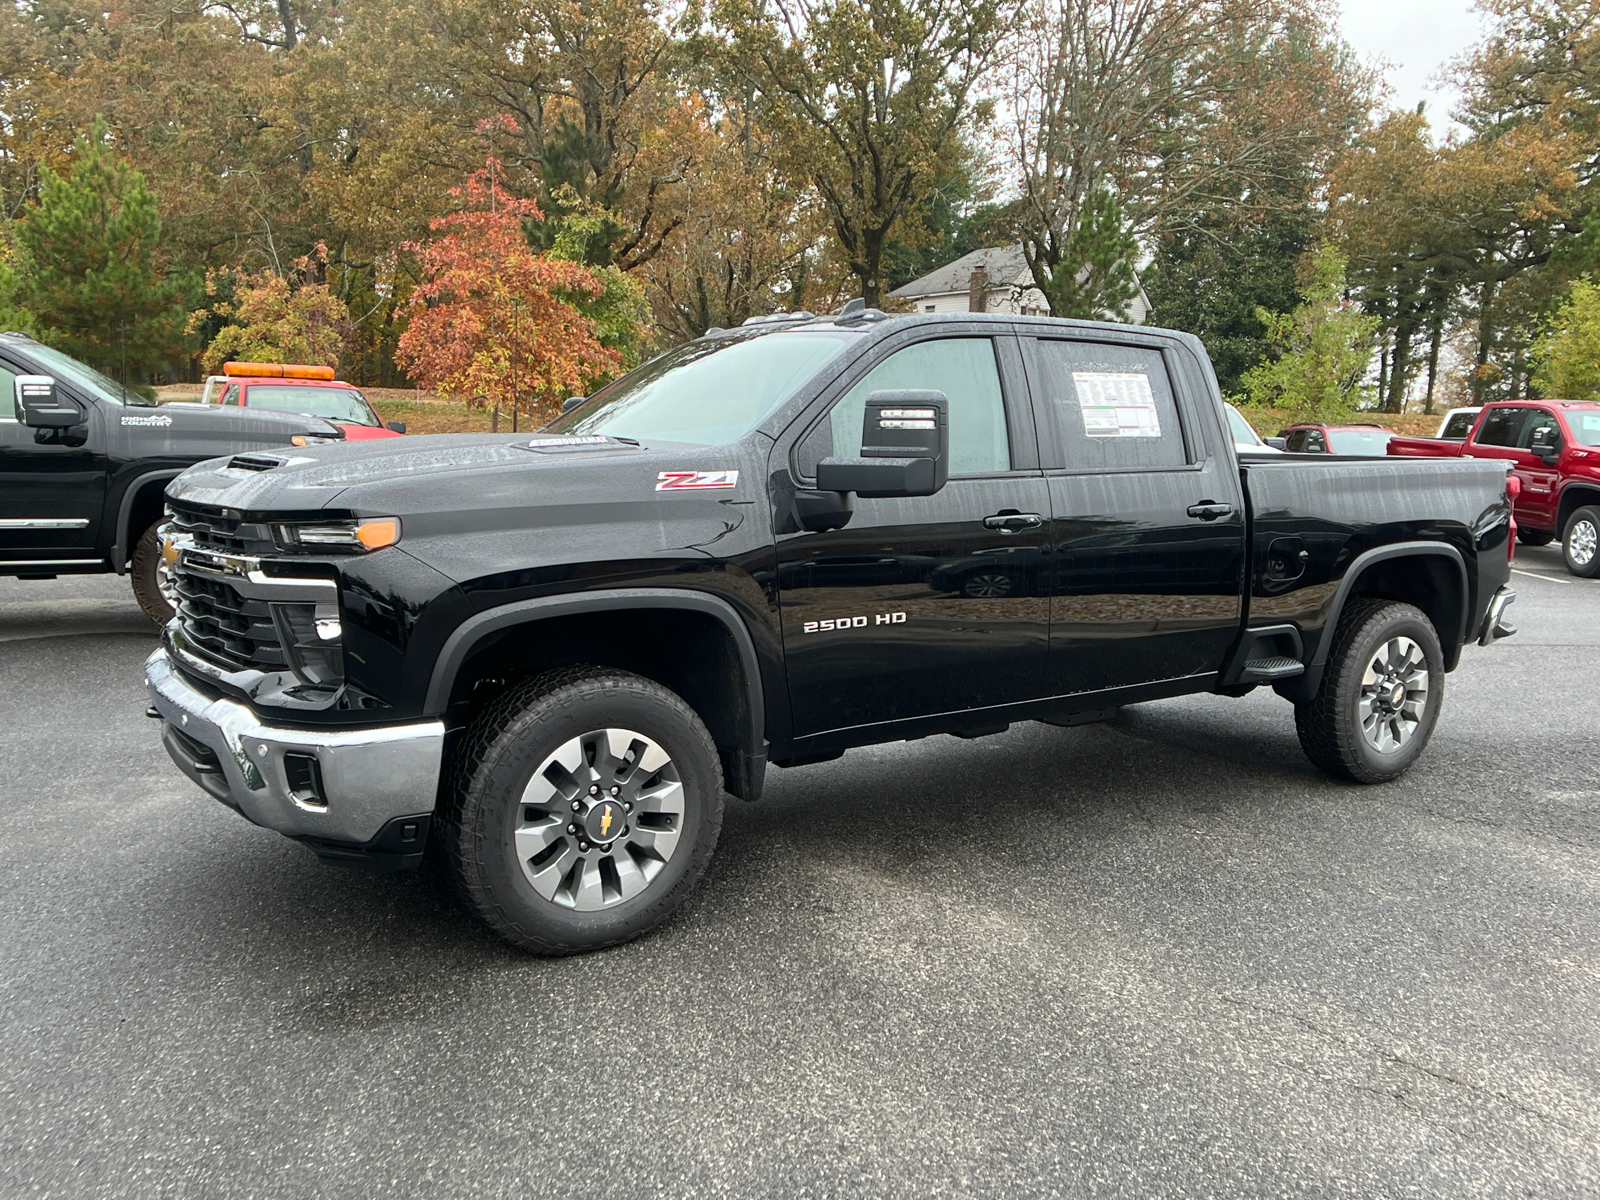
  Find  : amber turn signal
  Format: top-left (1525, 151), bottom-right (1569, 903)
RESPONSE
top-left (355, 518), bottom-right (401, 550)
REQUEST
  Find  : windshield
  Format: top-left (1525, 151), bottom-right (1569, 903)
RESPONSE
top-left (20, 342), bottom-right (137, 406)
top-left (244, 385), bottom-right (379, 426)
top-left (1225, 404), bottom-right (1263, 446)
top-left (546, 329), bottom-right (857, 445)
top-left (1328, 428), bottom-right (1394, 455)
top-left (1571, 410), bottom-right (1600, 447)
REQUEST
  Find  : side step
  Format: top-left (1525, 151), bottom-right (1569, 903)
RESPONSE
top-left (1238, 655), bottom-right (1304, 682)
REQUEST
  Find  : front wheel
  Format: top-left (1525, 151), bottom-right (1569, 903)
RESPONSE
top-left (434, 666), bottom-right (725, 955)
top-left (129, 523), bottom-right (176, 625)
top-left (1295, 599), bottom-right (1444, 784)
top-left (1562, 506), bottom-right (1600, 578)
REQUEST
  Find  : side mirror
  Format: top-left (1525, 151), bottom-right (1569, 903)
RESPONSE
top-left (386, 421), bottom-right (407, 434)
top-left (814, 390), bottom-right (949, 499)
top-left (562, 394), bottom-right (587, 414)
top-left (1265, 436), bottom-right (1287, 450)
top-left (14, 375), bottom-right (83, 428)
top-left (1528, 425), bottom-right (1562, 462)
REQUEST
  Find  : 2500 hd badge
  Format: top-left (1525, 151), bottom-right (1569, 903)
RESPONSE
top-left (803, 612), bottom-right (908, 633)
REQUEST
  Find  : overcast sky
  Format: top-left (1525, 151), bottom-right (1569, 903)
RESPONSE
top-left (1337, 0), bottom-right (1490, 129)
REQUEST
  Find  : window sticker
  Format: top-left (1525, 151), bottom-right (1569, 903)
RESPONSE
top-left (1072, 371), bottom-right (1161, 438)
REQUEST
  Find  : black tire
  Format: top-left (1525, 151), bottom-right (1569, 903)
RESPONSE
top-left (1294, 599), bottom-right (1444, 784)
top-left (1516, 527), bottom-right (1554, 547)
top-left (129, 523), bottom-right (175, 625)
top-left (434, 665), bottom-right (724, 955)
top-left (1562, 505), bottom-right (1600, 578)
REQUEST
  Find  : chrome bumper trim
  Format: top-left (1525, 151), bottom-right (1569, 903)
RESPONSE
top-left (1478, 585), bottom-right (1517, 647)
top-left (146, 647), bottom-right (444, 843)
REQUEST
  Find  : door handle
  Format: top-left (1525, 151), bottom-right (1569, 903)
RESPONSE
top-left (1186, 501), bottom-right (1234, 521)
top-left (983, 512), bottom-right (1043, 533)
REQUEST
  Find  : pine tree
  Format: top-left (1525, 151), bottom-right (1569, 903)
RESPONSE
top-left (14, 118), bottom-right (189, 386)
top-left (1036, 190), bottom-right (1139, 321)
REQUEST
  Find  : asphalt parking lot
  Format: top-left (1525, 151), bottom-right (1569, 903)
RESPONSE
top-left (2, 549), bottom-right (1597, 1199)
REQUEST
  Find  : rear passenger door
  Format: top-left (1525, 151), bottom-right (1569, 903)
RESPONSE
top-left (775, 330), bottom-right (1051, 736)
top-left (1022, 335), bottom-right (1246, 697)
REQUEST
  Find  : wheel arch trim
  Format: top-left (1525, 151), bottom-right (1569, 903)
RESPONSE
top-left (111, 469), bottom-right (183, 574)
top-left (1277, 541), bottom-right (1469, 703)
top-left (424, 588), bottom-right (767, 755)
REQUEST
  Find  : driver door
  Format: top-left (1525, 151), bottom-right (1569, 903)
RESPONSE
top-left (773, 332), bottom-right (1051, 737)
top-left (0, 359), bottom-right (108, 565)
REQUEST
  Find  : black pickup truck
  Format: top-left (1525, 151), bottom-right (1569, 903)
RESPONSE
top-left (144, 312), bottom-right (1518, 954)
top-left (1, 332), bottom-right (345, 622)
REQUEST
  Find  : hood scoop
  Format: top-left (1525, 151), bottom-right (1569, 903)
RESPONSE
top-left (228, 453), bottom-right (288, 471)
top-left (513, 434), bottom-right (640, 456)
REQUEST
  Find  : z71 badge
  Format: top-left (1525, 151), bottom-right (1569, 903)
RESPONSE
top-left (657, 470), bottom-right (739, 491)
top-left (803, 611), bottom-right (907, 634)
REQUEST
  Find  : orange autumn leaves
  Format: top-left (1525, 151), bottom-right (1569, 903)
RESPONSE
top-left (395, 160), bottom-right (619, 425)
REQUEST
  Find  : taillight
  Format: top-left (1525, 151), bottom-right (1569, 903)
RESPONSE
top-left (1506, 473), bottom-right (1520, 559)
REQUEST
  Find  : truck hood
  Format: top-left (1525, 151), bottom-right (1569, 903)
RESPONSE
top-left (165, 433), bottom-right (767, 582)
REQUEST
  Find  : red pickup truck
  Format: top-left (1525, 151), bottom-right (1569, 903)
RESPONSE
top-left (1389, 399), bottom-right (1600, 576)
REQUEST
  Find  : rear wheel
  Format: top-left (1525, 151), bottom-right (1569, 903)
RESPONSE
top-left (1295, 599), bottom-right (1444, 784)
top-left (1516, 527), bottom-right (1554, 547)
top-left (1562, 506), bottom-right (1600, 578)
top-left (129, 523), bottom-right (176, 625)
top-left (434, 666), bottom-right (725, 955)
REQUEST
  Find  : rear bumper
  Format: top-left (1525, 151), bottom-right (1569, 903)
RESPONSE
top-left (1478, 585), bottom-right (1517, 646)
top-left (146, 647), bottom-right (444, 851)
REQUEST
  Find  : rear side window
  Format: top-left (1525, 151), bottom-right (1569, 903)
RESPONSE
top-left (1475, 407), bottom-right (1528, 447)
top-left (1033, 340), bottom-right (1187, 470)
top-left (1441, 411), bottom-right (1475, 438)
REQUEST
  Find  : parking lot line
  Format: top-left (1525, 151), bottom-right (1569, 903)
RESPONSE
top-left (1511, 567), bottom-right (1574, 585)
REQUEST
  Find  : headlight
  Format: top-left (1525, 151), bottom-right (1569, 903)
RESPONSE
top-left (271, 517), bottom-right (401, 553)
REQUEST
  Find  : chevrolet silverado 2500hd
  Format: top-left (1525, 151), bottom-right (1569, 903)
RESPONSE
top-left (144, 312), bottom-right (1519, 954)
top-left (1, 332), bottom-right (345, 623)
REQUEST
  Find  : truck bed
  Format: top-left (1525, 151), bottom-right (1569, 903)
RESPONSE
top-left (1241, 453), bottom-right (1513, 670)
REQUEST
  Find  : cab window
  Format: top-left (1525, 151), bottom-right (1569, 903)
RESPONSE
top-left (1516, 408), bottom-right (1559, 450)
top-left (1033, 339), bottom-right (1188, 470)
top-left (806, 337), bottom-right (1011, 476)
top-left (1474, 407), bottom-right (1528, 448)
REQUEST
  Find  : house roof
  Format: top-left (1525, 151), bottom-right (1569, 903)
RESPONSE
top-left (889, 244), bottom-right (1034, 300)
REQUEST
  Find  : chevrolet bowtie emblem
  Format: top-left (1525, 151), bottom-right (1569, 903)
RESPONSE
top-left (600, 807), bottom-right (614, 837)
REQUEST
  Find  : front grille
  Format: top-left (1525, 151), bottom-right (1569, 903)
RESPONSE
top-left (167, 500), bottom-right (273, 555)
top-left (174, 571), bottom-right (289, 674)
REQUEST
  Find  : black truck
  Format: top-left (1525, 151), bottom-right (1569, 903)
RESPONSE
top-left (1, 332), bottom-right (345, 623)
top-left (143, 312), bottom-right (1519, 954)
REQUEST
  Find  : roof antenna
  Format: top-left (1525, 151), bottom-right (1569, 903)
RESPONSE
top-left (839, 298), bottom-right (866, 315)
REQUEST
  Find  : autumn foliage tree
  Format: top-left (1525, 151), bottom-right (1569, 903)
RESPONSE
top-left (195, 251), bottom-right (351, 372)
top-left (396, 157), bottom-right (621, 426)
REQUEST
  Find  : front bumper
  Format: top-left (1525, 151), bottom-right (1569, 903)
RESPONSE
top-left (146, 647), bottom-right (444, 847)
top-left (1478, 585), bottom-right (1517, 646)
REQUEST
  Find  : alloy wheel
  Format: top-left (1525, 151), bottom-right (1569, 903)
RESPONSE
top-left (514, 728), bottom-right (684, 911)
top-left (1357, 636), bottom-right (1430, 754)
top-left (1571, 518), bottom-right (1598, 568)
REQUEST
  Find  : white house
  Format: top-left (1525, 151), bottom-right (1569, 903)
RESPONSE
top-left (888, 243), bottom-right (1151, 324)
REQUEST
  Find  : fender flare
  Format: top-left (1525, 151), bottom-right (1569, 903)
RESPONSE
top-left (424, 587), bottom-right (767, 755)
top-left (111, 469), bottom-right (183, 574)
top-left (1277, 541), bottom-right (1469, 703)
